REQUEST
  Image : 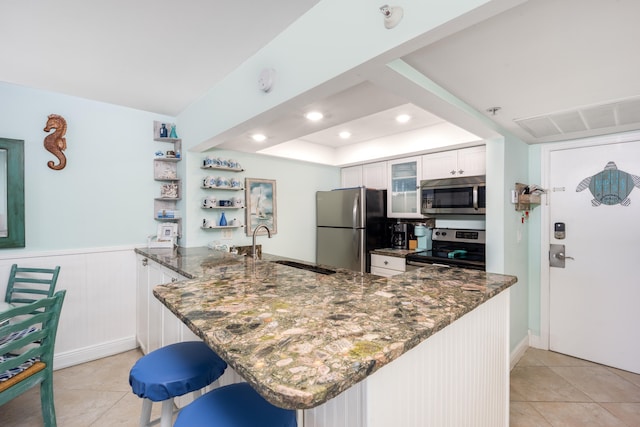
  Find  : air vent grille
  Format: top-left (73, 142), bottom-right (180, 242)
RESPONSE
top-left (514, 96), bottom-right (640, 138)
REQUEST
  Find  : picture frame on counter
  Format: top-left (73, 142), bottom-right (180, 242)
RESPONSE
top-left (245, 178), bottom-right (277, 236)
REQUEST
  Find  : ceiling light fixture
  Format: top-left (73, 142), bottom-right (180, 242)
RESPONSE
top-left (339, 131), bottom-right (351, 139)
top-left (251, 133), bottom-right (267, 142)
top-left (396, 114), bottom-right (411, 123)
top-left (379, 4), bottom-right (404, 29)
top-left (305, 111), bottom-right (324, 121)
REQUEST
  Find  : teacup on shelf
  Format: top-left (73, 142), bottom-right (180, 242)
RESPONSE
top-left (203, 175), bottom-right (217, 188)
top-left (202, 196), bottom-right (217, 208)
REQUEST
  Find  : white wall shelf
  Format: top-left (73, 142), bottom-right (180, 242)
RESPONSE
top-left (153, 121), bottom-right (182, 238)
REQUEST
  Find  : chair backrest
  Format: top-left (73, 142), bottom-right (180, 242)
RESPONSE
top-left (4, 264), bottom-right (61, 305)
top-left (0, 290), bottom-right (66, 385)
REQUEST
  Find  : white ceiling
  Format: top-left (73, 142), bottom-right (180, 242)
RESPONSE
top-left (0, 0), bottom-right (321, 115)
top-left (403, 0), bottom-right (640, 144)
top-left (3, 0), bottom-right (640, 162)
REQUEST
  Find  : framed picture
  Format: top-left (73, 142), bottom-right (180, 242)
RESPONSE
top-left (157, 223), bottom-right (177, 241)
top-left (245, 178), bottom-right (277, 235)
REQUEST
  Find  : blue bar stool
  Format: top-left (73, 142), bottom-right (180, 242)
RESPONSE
top-left (129, 341), bottom-right (228, 427)
top-left (174, 382), bottom-right (297, 427)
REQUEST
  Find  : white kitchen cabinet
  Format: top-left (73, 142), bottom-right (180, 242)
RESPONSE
top-left (136, 254), bottom-right (196, 355)
top-left (370, 254), bottom-right (406, 277)
top-left (341, 165), bottom-right (362, 188)
top-left (341, 161), bottom-right (387, 189)
top-left (387, 157), bottom-right (422, 218)
top-left (422, 146), bottom-right (486, 180)
top-left (362, 162), bottom-right (387, 189)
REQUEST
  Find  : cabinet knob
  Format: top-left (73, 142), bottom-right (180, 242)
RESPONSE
top-left (450, 170), bottom-right (456, 175)
top-left (458, 169), bottom-right (464, 174)
top-left (384, 260), bottom-right (388, 265)
top-left (171, 277), bottom-right (178, 282)
top-left (141, 258), bottom-right (148, 267)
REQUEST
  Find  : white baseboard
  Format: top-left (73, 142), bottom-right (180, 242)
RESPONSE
top-left (53, 336), bottom-right (138, 370)
top-left (510, 334), bottom-right (529, 371)
top-left (528, 332), bottom-right (547, 350)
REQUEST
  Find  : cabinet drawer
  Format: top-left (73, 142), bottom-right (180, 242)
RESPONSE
top-left (371, 254), bottom-right (406, 272)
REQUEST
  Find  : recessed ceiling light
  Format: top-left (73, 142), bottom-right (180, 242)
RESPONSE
top-left (396, 114), bottom-right (411, 123)
top-left (251, 133), bottom-right (267, 142)
top-left (305, 111), bottom-right (324, 121)
top-left (339, 131), bottom-right (351, 139)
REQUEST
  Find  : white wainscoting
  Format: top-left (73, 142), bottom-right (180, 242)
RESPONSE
top-left (0, 246), bottom-right (138, 370)
top-left (302, 289), bottom-right (510, 427)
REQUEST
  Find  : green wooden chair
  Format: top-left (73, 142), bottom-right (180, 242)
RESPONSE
top-left (0, 290), bottom-right (66, 427)
top-left (4, 264), bottom-right (61, 305)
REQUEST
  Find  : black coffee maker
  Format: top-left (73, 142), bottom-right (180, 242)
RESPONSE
top-left (391, 223), bottom-right (414, 249)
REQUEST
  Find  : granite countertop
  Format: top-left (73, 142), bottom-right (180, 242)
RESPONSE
top-left (370, 247), bottom-right (423, 258)
top-left (136, 247), bottom-right (517, 410)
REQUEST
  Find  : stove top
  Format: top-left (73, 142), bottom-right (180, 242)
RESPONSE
top-left (406, 228), bottom-right (486, 270)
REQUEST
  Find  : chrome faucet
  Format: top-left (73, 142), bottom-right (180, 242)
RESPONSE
top-left (252, 225), bottom-right (272, 260)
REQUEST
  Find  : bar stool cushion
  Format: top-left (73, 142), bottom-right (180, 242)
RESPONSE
top-left (175, 382), bottom-right (297, 427)
top-left (130, 341), bottom-right (227, 402)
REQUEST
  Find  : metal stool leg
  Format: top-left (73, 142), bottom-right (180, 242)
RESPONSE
top-left (139, 398), bottom-right (152, 427)
top-left (160, 398), bottom-right (174, 427)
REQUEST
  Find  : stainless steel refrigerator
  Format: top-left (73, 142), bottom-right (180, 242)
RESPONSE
top-left (316, 187), bottom-right (387, 273)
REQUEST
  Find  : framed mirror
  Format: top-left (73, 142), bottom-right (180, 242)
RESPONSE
top-left (0, 138), bottom-right (25, 248)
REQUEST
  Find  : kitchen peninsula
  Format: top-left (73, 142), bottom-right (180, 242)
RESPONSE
top-left (136, 247), bottom-right (517, 427)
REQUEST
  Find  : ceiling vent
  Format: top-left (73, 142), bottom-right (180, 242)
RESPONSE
top-left (514, 96), bottom-right (640, 138)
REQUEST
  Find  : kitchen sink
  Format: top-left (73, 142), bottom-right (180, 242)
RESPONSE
top-left (272, 260), bottom-right (336, 275)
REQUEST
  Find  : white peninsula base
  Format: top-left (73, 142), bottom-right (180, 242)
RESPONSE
top-left (302, 289), bottom-right (510, 427)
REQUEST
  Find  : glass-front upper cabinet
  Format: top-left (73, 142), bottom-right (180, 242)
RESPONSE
top-left (387, 157), bottom-right (422, 218)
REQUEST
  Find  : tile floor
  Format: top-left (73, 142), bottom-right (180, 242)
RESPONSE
top-left (511, 347), bottom-right (640, 426)
top-left (1, 347), bottom-right (639, 426)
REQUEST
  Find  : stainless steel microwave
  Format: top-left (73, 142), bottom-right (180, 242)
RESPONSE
top-left (420, 175), bottom-right (486, 215)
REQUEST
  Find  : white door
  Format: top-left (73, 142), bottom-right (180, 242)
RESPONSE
top-left (548, 139), bottom-right (640, 373)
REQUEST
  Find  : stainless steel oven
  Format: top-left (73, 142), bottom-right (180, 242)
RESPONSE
top-left (406, 228), bottom-right (486, 271)
top-left (420, 175), bottom-right (486, 215)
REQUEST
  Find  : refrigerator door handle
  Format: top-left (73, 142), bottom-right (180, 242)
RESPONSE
top-left (353, 192), bottom-right (360, 228)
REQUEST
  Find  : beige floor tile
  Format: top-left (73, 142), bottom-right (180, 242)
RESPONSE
top-left (525, 348), bottom-right (598, 367)
top-left (0, 387), bottom-right (126, 427)
top-left (1, 386), bottom-right (45, 426)
top-left (54, 388), bottom-right (128, 427)
top-left (510, 366), bottom-right (591, 402)
top-left (608, 367), bottom-right (640, 388)
top-left (55, 349), bottom-right (142, 392)
top-left (600, 403), bottom-right (640, 427)
top-left (515, 348), bottom-right (546, 367)
top-left (510, 401), bottom-right (552, 427)
top-left (531, 402), bottom-right (628, 427)
top-left (551, 366), bottom-right (640, 403)
top-left (90, 392), bottom-right (169, 427)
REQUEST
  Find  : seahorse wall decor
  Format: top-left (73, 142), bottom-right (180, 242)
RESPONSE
top-left (43, 114), bottom-right (67, 170)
